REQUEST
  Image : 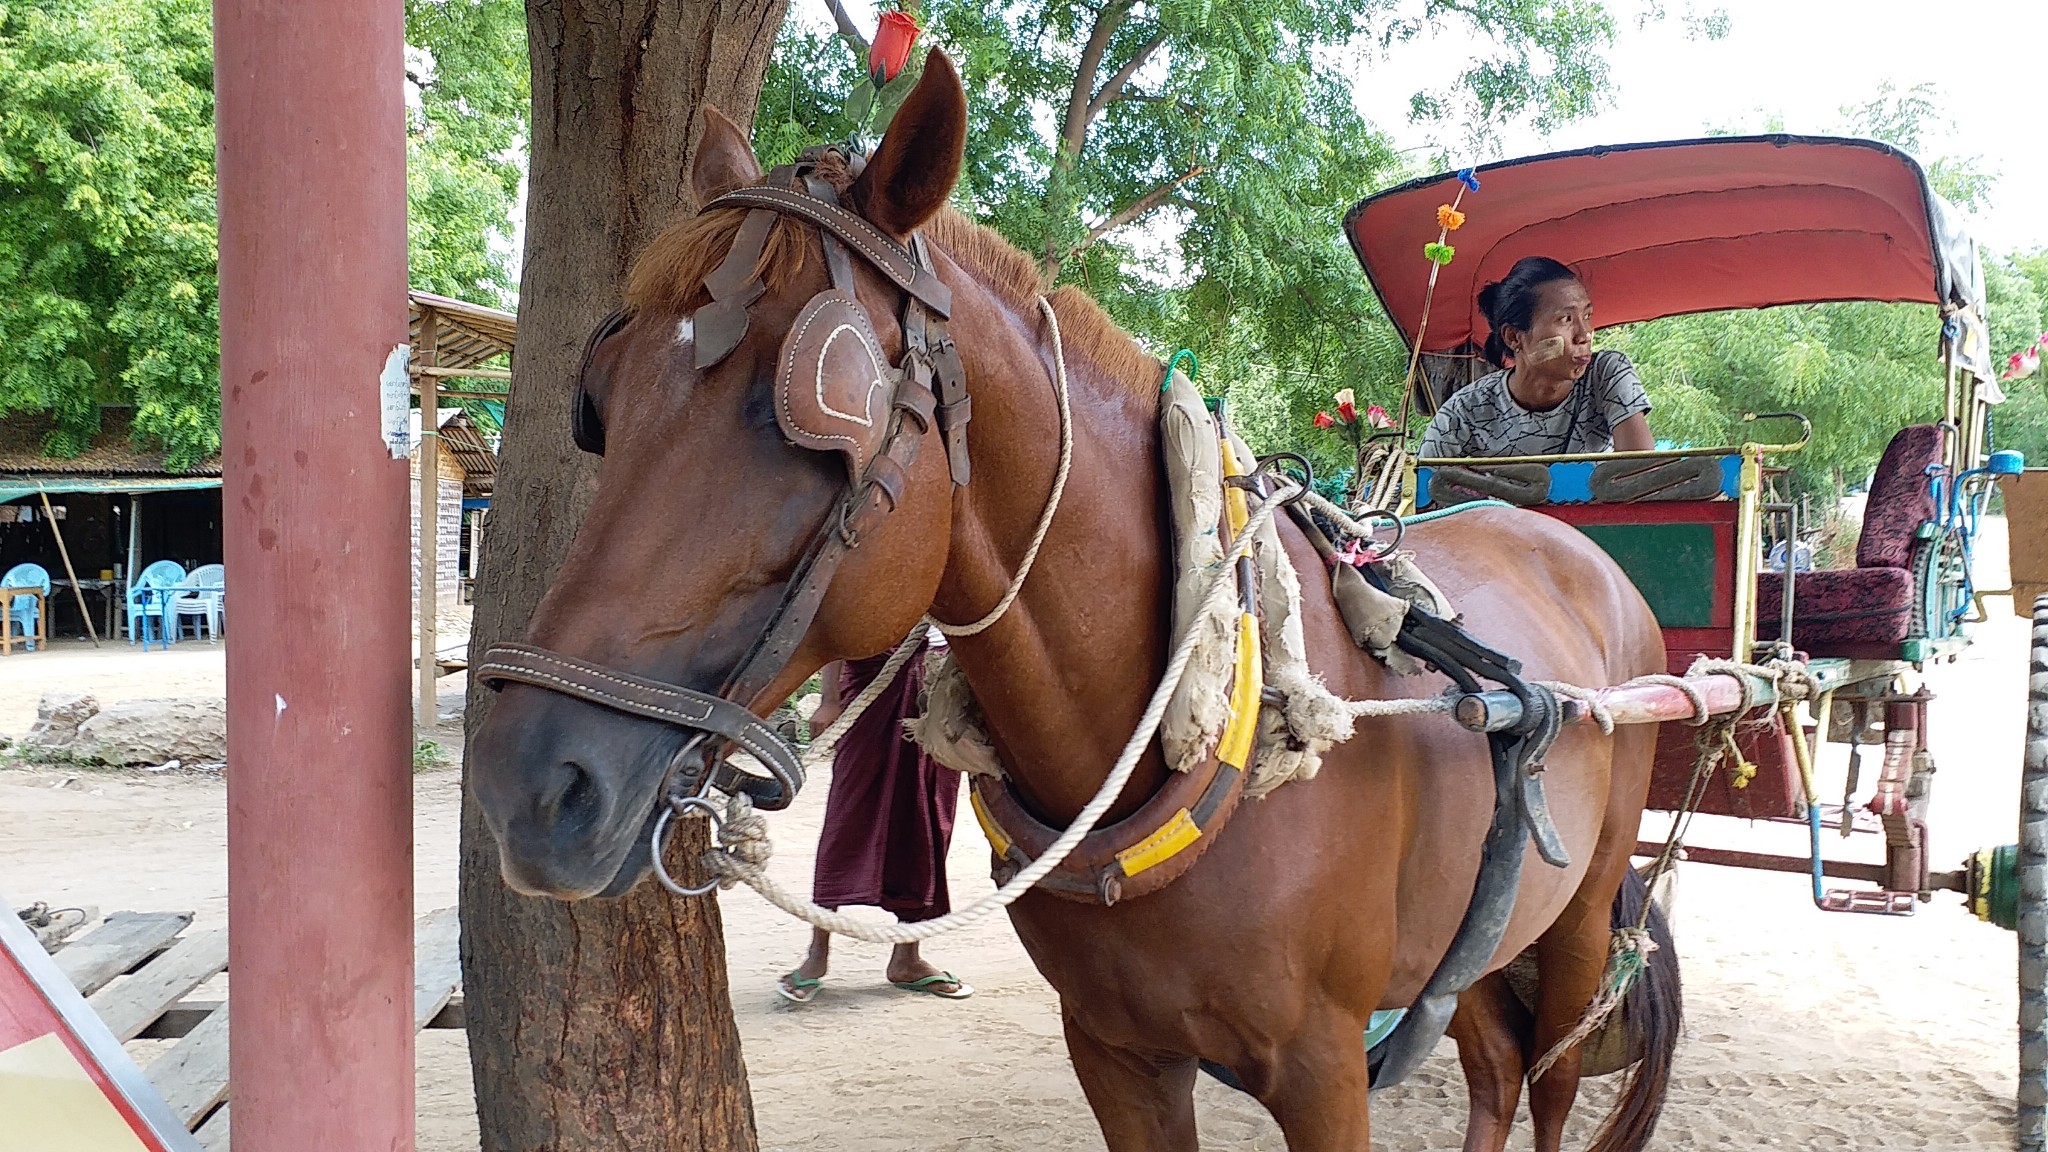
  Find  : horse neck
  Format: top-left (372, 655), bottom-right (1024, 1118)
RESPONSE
top-left (928, 287), bottom-right (1172, 824)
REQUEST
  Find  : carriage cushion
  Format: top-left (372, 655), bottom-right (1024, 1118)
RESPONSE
top-left (1854, 424), bottom-right (1943, 570)
top-left (1756, 566), bottom-right (1913, 657)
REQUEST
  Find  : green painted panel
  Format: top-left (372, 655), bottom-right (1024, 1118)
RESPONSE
top-left (1574, 523), bottom-right (1718, 628)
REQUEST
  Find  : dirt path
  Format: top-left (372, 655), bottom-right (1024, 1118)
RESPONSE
top-left (0, 565), bottom-right (2030, 1149)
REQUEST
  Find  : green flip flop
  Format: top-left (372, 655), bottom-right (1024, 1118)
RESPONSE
top-left (776, 970), bottom-right (824, 1005)
top-left (890, 972), bottom-right (974, 1000)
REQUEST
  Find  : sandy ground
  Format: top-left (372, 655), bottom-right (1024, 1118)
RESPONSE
top-left (0, 534), bottom-right (2033, 1149)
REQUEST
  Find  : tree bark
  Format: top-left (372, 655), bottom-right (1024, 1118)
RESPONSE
top-left (460, 3), bottom-right (788, 1149)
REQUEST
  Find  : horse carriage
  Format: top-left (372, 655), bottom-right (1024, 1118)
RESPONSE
top-left (1348, 134), bottom-right (2048, 1147)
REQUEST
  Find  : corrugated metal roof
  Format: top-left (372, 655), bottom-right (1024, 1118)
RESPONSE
top-left (409, 290), bottom-right (516, 372)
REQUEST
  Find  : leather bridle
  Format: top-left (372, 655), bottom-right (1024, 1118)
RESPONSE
top-left (477, 146), bottom-right (971, 812)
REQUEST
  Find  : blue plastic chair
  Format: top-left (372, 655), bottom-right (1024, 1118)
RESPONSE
top-left (126, 560), bottom-right (188, 646)
top-left (2, 563), bottom-right (51, 652)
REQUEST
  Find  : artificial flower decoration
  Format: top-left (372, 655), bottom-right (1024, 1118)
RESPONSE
top-left (1335, 388), bottom-right (1359, 424)
top-left (1456, 168), bottom-right (1481, 192)
top-left (2008, 347), bottom-right (2043, 381)
top-left (869, 8), bottom-right (921, 84)
top-left (844, 6), bottom-right (923, 133)
top-left (1423, 242), bottom-right (1456, 266)
top-left (1366, 404), bottom-right (1393, 429)
top-left (1436, 205), bottom-right (1466, 231)
top-left (1313, 411), bottom-right (1337, 429)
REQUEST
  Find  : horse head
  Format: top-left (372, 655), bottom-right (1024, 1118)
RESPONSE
top-left (469, 52), bottom-right (979, 899)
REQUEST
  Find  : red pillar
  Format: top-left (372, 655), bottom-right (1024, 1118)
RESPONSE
top-left (214, 1), bottom-right (414, 1149)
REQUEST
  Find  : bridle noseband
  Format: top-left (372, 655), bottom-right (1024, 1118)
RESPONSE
top-left (478, 146), bottom-right (973, 812)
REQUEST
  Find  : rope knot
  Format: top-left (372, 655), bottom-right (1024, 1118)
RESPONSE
top-left (704, 792), bottom-right (773, 889)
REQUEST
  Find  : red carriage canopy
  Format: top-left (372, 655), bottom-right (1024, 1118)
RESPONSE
top-left (1346, 135), bottom-right (1985, 355)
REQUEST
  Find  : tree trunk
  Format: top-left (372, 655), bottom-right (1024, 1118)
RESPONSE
top-left (459, 3), bottom-right (788, 1149)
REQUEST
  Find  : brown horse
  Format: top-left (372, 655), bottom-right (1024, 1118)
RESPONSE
top-left (469, 51), bottom-right (1676, 1152)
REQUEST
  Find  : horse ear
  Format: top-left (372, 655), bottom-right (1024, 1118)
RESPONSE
top-left (691, 105), bottom-right (763, 206)
top-left (850, 49), bottom-right (967, 236)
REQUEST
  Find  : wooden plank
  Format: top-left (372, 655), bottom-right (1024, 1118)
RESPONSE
top-left (54, 910), bottom-right (193, 996)
top-left (90, 927), bottom-right (229, 1041)
top-left (143, 906), bottom-right (458, 1145)
top-left (412, 905), bottom-right (461, 1028)
top-left (194, 1104), bottom-right (229, 1151)
top-left (425, 994), bottom-right (463, 1029)
top-left (149, 1001), bottom-right (231, 1128)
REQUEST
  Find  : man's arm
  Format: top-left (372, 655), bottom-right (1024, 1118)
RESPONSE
top-left (1612, 411), bottom-right (1654, 452)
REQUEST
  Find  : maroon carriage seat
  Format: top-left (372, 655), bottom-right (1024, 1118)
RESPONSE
top-left (1756, 424), bottom-right (1944, 660)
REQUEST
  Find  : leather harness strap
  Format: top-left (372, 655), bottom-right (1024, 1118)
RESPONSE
top-left (705, 185), bottom-right (954, 317)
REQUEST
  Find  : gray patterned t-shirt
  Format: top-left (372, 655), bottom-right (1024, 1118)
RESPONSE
top-left (1418, 350), bottom-right (1652, 459)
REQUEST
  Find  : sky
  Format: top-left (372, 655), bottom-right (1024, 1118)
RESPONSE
top-left (799, 0), bottom-right (2048, 253)
top-left (1347, 0), bottom-right (2048, 251)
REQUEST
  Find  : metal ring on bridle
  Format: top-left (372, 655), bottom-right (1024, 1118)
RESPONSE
top-left (651, 795), bottom-right (727, 897)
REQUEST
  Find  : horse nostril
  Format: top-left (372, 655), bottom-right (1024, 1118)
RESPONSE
top-left (538, 758), bottom-right (606, 835)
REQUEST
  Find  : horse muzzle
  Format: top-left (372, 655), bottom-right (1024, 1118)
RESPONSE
top-left (468, 681), bottom-right (683, 899)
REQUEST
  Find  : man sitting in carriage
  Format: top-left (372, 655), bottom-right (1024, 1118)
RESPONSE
top-left (1418, 255), bottom-right (1655, 459)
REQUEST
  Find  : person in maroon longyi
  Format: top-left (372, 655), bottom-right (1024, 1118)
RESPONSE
top-left (775, 635), bottom-right (972, 1003)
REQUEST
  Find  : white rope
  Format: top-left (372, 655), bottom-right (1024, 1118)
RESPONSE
top-left (700, 491), bottom-right (1295, 944)
top-left (1343, 695), bottom-right (1457, 719)
top-left (798, 621), bottom-right (934, 768)
top-left (1301, 488), bottom-right (1398, 542)
top-left (927, 296), bottom-right (1074, 638)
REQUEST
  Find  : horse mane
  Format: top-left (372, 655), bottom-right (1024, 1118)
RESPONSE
top-left (623, 163), bottom-right (1161, 399)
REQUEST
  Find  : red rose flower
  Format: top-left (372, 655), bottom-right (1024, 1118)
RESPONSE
top-left (869, 10), bottom-right (921, 85)
top-left (1313, 411), bottom-right (1336, 429)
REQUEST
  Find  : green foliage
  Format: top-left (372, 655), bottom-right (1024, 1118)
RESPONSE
top-left (758, 0), bottom-right (1622, 481)
top-left (0, 0), bottom-right (218, 463)
top-left (1603, 302), bottom-right (1946, 494)
top-left (405, 0), bottom-right (526, 302)
top-left (0, 0), bottom-right (524, 467)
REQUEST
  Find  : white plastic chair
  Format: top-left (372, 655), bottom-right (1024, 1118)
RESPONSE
top-left (167, 564), bottom-right (225, 642)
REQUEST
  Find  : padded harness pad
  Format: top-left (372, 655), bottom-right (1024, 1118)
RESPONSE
top-left (776, 290), bottom-right (895, 480)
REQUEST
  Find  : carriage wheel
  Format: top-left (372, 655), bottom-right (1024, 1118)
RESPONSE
top-left (1910, 525), bottom-right (1971, 641)
top-left (2021, 594), bottom-right (2048, 1151)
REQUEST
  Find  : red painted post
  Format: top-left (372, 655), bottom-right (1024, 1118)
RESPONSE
top-left (215, 1), bottom-right (413, 1149)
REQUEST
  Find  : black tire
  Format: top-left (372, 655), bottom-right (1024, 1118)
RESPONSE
top-left (2021, 594), bottom-right (2048, 1151)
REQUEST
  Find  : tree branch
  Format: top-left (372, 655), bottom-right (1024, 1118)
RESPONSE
top-left (1057, 0), bottom-right (1133, 168)
top-left (1084, 30), bottom-right (1166, 122)
top-left (822, 0), bottom-right (868, 54)
top-left (1070, 164), bottom-right (1206, 256)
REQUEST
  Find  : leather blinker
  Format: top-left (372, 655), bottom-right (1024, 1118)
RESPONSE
top-left (775, 289), bottom-right (896, 481)
top-left (570, 308), bottom-right (634, 456)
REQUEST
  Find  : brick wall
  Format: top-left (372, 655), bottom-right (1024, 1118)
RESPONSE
top-left (408, 439), bottom-right (462, 607)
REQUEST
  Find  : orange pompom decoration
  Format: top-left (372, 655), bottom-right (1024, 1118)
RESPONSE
top-left (1436, 204), bottom-right (1465, 231)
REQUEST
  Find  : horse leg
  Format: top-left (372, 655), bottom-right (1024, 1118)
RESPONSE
top-left (1448, 971), bottom-right (1533, 1152)
top-left (1062, 1009), bottom-right (1199, 1152)
top-left (1525, 865), bottom-right (1627, 1152)
top-left (1242, 1022), bottom-right (1373, 1152)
